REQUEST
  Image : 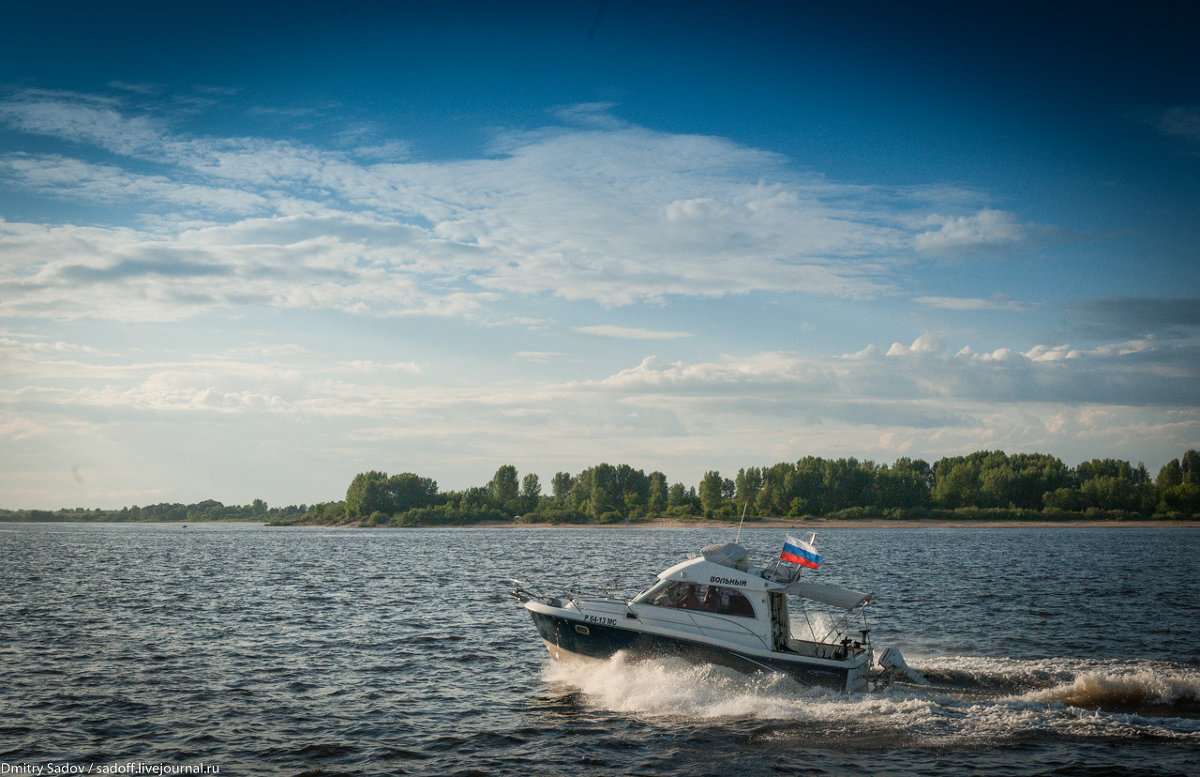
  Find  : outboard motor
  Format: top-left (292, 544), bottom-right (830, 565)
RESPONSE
top-left (877, 647), bottom-right (926, 685)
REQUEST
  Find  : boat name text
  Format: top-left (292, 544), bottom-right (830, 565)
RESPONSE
top-left (709, 576), bottom-right (747, 587)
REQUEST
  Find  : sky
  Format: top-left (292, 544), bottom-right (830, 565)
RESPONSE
top-left (1, 1), bottom-right (1198, 509)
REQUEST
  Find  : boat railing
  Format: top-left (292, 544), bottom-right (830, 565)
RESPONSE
top-left (742, 550), bottom-right (802, 582)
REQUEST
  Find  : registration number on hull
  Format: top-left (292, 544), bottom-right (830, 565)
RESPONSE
top-left (582, 614), bottom-right (617, 626)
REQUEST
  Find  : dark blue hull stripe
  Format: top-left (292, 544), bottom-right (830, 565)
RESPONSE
top-left (528, 609), bottom-right (852, 691)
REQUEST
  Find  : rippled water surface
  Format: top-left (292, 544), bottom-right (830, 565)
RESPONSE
top-left (2, 523), bottom-right (1198, 776)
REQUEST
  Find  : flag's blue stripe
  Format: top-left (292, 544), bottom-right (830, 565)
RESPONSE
top-left (782, 542), bottom-right (821, 565)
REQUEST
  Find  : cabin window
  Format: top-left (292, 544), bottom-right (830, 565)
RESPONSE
top-left (647, 581), bottom-right (756, 618)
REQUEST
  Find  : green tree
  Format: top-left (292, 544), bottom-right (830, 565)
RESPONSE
top-left (1162, 484), bottom-right (1200, 515)
top-left (1079, 475), bottom-right (1139, 512)
top-left (387, 473), bottom-right (439, 512)
top-left (551, 472), bottom-right (574, 501)
top-left (491, 465), bottom-right (520, 503)
top-left (346, 471), bottom-right (439, 517)
top-left (879, 457), bottom-right (932, 509)
top-left (734, 467), bottom-right (762, 512)
top-left (614, 464), bottom-right (650, 513)
top-left (1076, 458), bottom-right (1133, 483)
top-left (932, 455), bottom-right (982, 509)
top-left (346, 471), bottom-right (389, 517)
top-left (699, 470), bottom-right (726, 516)
top-left (647, 471), bottom-right (668, 513)
top-left (1005, 453), bottom-right (1069, 509)
top-left (821, 457), bottom-right (875, 512)
top-left (1158, 459), bottom-right (1183, 489)
top-left (588, 463), bottom-right (618, 518)
top-left (792, 457), bottom-right (827, 513)
top-left (1182, 449), bottom-right (1200, 484)
top-left (756, 462), bottom-right (794, 516)
top-left (521, 473), bottom-right (541, 509)
top-left (667, 482), bottom-right (688, 508)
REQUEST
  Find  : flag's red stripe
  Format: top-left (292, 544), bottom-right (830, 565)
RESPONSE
top-left (780, 550), bottom-right (819, 568)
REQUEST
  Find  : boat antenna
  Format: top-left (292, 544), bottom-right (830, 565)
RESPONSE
top-left (735, 501), bottom-right (748, 543)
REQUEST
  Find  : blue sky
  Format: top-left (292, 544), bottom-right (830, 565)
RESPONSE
top-left (2, 1), bottom-right (1198, 509)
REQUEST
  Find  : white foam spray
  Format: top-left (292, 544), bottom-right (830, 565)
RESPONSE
top-left (540, 651), bottom-right (1200, 747)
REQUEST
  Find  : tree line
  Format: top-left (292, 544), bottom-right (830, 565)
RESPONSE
top-left (0, 499), bottom-right (309, 524)
top-left (5, 449), bottom-right (1196, 526)
top-left (296, 448), bottom-right (1200, 526)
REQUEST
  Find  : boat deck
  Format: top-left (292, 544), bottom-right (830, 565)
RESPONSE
top-left (785, 637), bottom-right (868, 661)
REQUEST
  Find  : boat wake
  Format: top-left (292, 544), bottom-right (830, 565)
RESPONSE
top-left (1021, 668), bottom-right (1200, 711)
top-left (919, 654), bottom-right (1200, 709)
top-left (541, 651), bottom-right (1200, 748)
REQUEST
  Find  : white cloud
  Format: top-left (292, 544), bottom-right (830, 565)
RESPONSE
top-left (4, 327), bottom-right (1197, 506)
top-left (334, 360), bottom-right (423, 374)
top-left (915, 295), bottom-right (1031, 311)
top-left (0, 91), bottom-right (165, 156)
top-left (1, 154), bottom-right (271, 215)
top-left (574, 325), bottom-right (693, 340)
top-left (885, 334), bottom-right (945, 357)
top-left (0, 412), bottom-right (42, 442)
top-left (0, 91), bottom-right (1043, 320)
top-left (913, 208), bottom-right (1027, 253)
top-left (1024, 344), bottom-right (1077, 362)
top-left (7, 91), bottom-right (1192, 506)
top-left (514, 351), bottom-right (567, 363)
top-left (17, 329), bottom-right (1184, 426)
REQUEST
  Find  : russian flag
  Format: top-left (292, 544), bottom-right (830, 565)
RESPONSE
top-left (780, 535), bottom-right (821, 569)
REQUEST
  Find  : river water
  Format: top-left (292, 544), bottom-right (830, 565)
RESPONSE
top-left (1, 523), bottom-right (1197, 776)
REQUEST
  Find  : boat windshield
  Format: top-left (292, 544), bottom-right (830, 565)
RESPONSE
top-left (645, 581), bottom-right (756, 618)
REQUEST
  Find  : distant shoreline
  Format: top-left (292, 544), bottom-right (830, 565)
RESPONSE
top-left (269, 516), bottom-right (1198, 529)
top-left (5, 517), bottom-right (1198, 529)
top-left (466, 517), bottom-right (1200, 529)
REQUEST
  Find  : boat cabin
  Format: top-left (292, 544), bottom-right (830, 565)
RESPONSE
top-left (628, 542), bottom-right (873, 661)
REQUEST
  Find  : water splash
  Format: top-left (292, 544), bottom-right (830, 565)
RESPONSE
top-left (1020, 668), bottom-right (1200, 711)
top-left (541, 651), bottom-right (1200, 748)
top-left (543, 650), bottom-right (818, 719)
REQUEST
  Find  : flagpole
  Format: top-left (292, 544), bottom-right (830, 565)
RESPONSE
top-left (734, 502), bottom-right (748, 543)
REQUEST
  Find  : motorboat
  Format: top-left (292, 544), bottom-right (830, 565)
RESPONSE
top-left (511, 536), bottom-right (919, 693)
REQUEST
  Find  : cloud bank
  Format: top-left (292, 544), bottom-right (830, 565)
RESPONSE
top-left (0, 91), bottom-right (1037, 321)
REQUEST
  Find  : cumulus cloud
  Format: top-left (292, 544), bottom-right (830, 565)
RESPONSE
top-left (885, 334), bottom-right (945, 357)
top-left (913, 208), bottom-right (1027, 253)
top-left (583, 333), bottom-right (1196, 409)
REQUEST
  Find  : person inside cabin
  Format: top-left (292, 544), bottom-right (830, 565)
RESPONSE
top-left (679, 583), bottom-right (700, 610)
top-left (702, 585), bottom-right (718, 612)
